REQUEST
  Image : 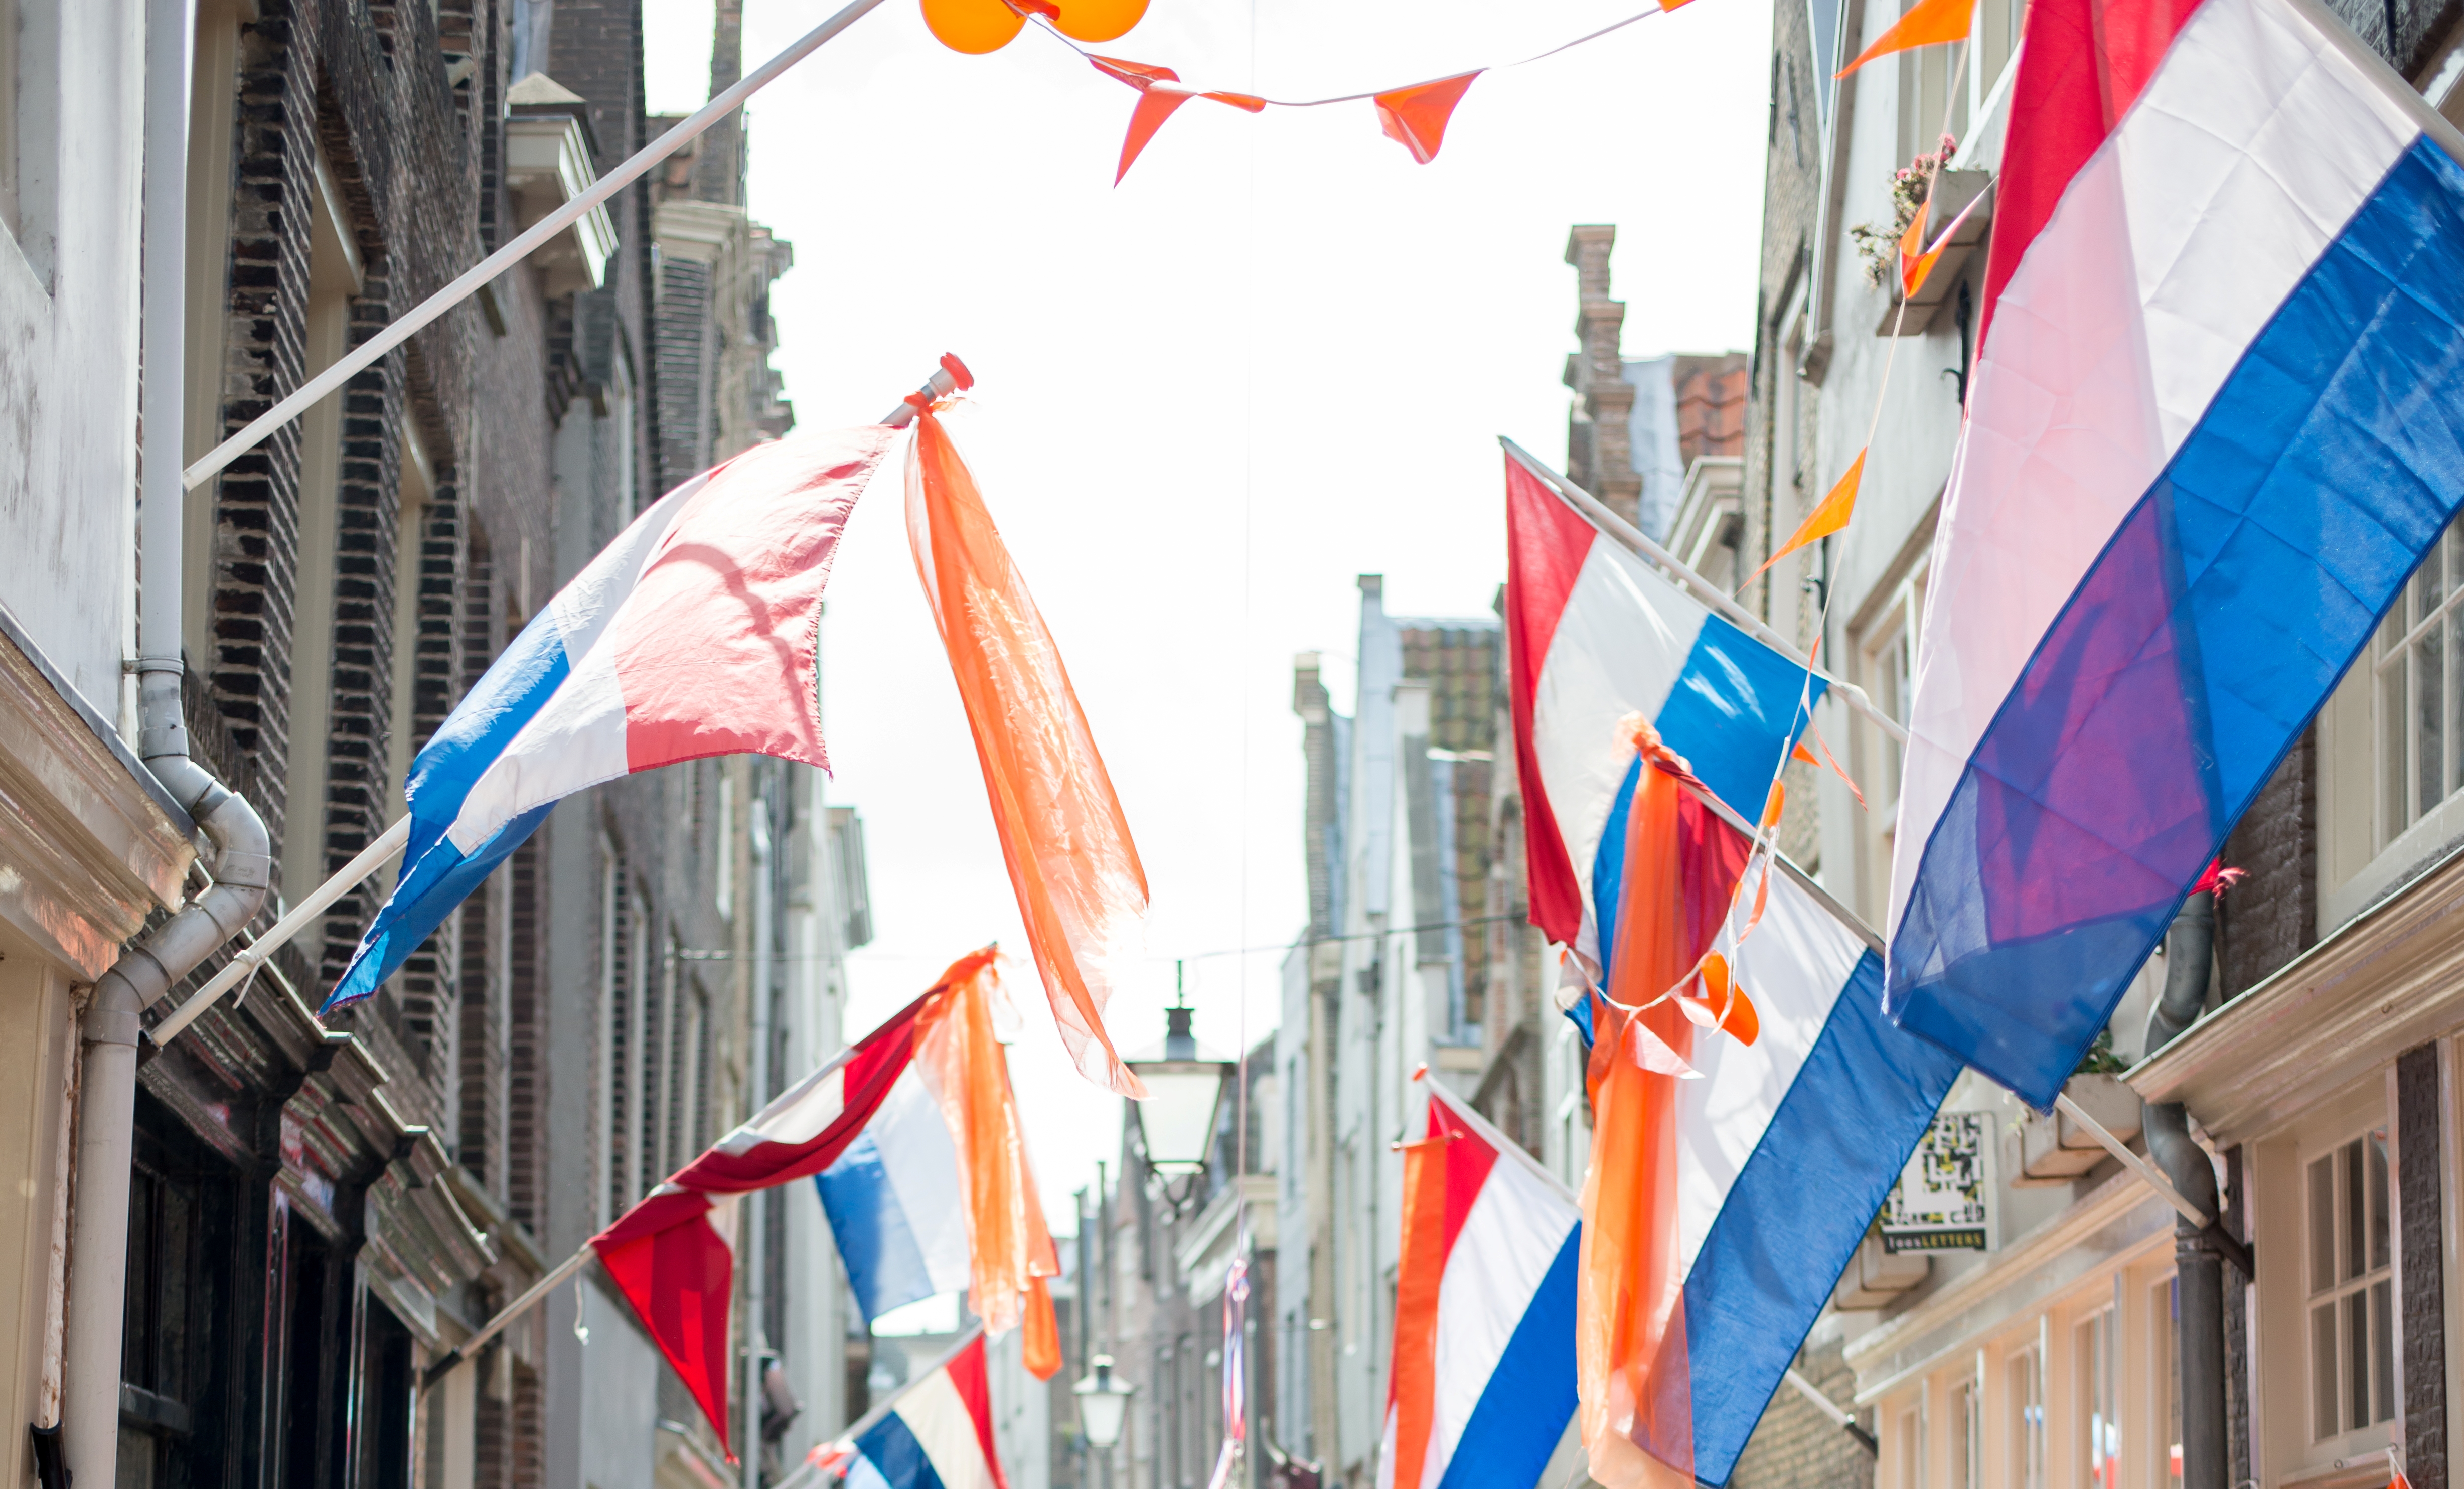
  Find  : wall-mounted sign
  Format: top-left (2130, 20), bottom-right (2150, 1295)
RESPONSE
top-left (1882, 1112), bottom-right (1996, 1253)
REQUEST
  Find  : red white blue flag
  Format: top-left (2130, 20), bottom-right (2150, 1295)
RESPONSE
top-left (324, 425), bottom-right (895, 1011)
top-left (1886, 0), bottom-right (2464, 1104)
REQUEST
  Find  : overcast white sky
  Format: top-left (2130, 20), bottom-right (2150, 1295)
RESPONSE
top-left (638, 0), bottom-right (1770, 1234)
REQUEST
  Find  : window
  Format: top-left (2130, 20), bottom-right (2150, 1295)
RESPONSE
top-left (2153, 1277), bottom-right (2181, 1489)
top-left (1899, 8), bottom-right (1971, 165)
top-left (2075, 1308), bottom-right (2117, 1489)
top-left (1949, 1377), bottom-right (1980, 1489)
top-left (1973, 0), bottom-right (2027, 105)
top-left (2375, 524), bottom-right (2464, 844)
top-left (2008, 1344), bottom-right (2045, 1489)
top-left (385, 430), bottom-right (436, 822)
top-left (279, 143), bottom-right (366, 939)
top-left (1860, 568), bottom-right (1928, 921)
top-left (2306, 1128), bottom-right (2395, 1440)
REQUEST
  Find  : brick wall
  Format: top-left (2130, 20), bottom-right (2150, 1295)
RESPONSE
top-left (2217, 732), bottom-right (2316, 999)
top-left (1730, 1332), bottom-right (1874, 1489)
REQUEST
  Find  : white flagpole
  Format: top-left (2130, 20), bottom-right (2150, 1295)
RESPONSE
top-left (153, 359), bottom-right (965, 1050)
top-left (182, 0), bottom-right (895, 494)
top-left (1496, 436), bottom-right (1908, 746)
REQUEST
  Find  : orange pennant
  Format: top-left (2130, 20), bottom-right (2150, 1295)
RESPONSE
top-left (1753, 450), bottom-right (1864, 581)
top-left (1836, 0), bottom-right (1972, 77)
top-left (1093, 55), bottom-right (1266, 183)
top-left (1373, 72), bottom-right (1482, 164)
top-left (1898, 200), bottom-right (1943, 299)
top-left (1796, 723), bottom-right (1867, 809)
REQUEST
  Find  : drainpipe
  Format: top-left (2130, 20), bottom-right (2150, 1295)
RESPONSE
top-left (62, 0), bottom-right (274, 1483)
top-left (2141, 894), bottom-right (2224, 1489)
top-left (746, 805), bottom-right (773, 1488)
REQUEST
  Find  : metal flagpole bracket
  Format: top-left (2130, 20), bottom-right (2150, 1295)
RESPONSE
top-left (1782, 1368), bottom-right (1878, 1454)
top-left (421, 1245), bottom-right (597, 1392)
top-left (2052, 1090), bottom-right (2255, 1276)
top-left (148, 814), bottom-right (415, 1047)
top-left (1496, 436), bottom-right (1907, 746)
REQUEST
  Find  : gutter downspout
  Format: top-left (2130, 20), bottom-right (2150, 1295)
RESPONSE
top-left (63, 0), bottom-right (274, 1482)
top-left (2141, 895), bottom-right (2227, 1489)
top-left (746, 805), bottom-right (773, 1488)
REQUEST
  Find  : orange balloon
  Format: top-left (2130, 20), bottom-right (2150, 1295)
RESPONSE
top-left (1053, 0), bottom-right (1147, 41)
top-left (921, 0), bottom-right (1026, 53)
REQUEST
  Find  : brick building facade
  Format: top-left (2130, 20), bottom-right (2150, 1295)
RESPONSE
top-left (0, 4), bottom-right (869, 1489)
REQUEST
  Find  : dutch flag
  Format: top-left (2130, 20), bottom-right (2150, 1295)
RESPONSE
top-left (325, 424), bottom-right (896, 1011)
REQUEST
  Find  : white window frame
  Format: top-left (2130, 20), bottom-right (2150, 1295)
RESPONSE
top-left (2301, 1120), bottom-right (2396, 1446)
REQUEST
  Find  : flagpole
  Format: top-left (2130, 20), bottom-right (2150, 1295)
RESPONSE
top-left (420, 1245), bottom-right (596, 1390)
top-left (1496, 436), bottom-right (1908, 746)
top-left (416, 1003), bottom-right (922, 1391)
top-left (182, 0), bottom-right (895, 493)
top-left (148, 814), bottom-right (413, 1045)
top-left (150, 359), bottom-right (965, 1052)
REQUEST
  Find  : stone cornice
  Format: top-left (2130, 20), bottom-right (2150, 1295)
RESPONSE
top-left (0, 603), bottom-right (196, 976)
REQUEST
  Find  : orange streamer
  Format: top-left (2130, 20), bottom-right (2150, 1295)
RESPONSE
top-left (1579, 745), bottom-right (1703, 1489)
top-left (1385, 1135), bottom-right (1452, 1489)
top-left (1835, 0), bottom-right (1972, 77)
top-left (912, 949), bottom-right (1066, 1377)
top-left (1754, 450), bottom-right (1864, 581)
top-left (1374, 72), bottom-right (1482, 163)
top-left (905, 409), bottom-right (1150, 1100)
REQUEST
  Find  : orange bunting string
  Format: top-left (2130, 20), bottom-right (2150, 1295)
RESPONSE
top-left (1797, 723), bottom-right (1867, 810)
top-left (1755, 450), bottom-right (1864, 582)
top-left (1835, 0), bottom-right (1971, 77)
top-left (976, 6), bottom-right (1667, 179)
top-left (1374, 72), bottom-right (1482, 163)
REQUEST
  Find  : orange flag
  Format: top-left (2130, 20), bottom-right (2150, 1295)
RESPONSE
top-left (906, 402), bottom-right (1151, 1100)
top-left (1835, 0), bottom-right (1971, 77)
top-left (1374, 72), bottom-right (1482, 163)
top-left (1753, 450), bottom-right (1864, 582)
top-left (912, 949), bottom-right (1065, 1378)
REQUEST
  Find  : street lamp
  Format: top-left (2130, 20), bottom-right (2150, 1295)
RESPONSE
top-left (1074, 1354), bottom-right (1135, 1449)
top-left (1126, 1001), bottom-right (1233, 1175)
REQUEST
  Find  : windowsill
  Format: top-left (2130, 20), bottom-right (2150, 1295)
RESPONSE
top-left (2319, 784), bottom-right (2464, 937)
top-left (2272, 1438), bottom-right (2397, 1489)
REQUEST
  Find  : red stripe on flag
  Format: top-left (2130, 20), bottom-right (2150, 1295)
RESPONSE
top-left (1503, 453), bottom-right (1602, 950)
top-left (1425, 1097), bottom-right (1500, 1259)
top-left (666, 992), bottom-right (928, 1192)
top-left (1979, 0), bottom-right (2206, 347)
top-left (947, 1334), bottom-right (1012, 1489)
top-left (593, 1189), bottom-right (739, 1459)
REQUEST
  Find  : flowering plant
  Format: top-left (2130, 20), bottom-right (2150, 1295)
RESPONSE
top-left (1849, 134), bottom-right (1958, 288)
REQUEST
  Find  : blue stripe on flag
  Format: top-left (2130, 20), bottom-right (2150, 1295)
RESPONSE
top-left (401, 609), bottom-right (570, 866)
top-left (1655, 614), bottom-right (1826, 822)
top-left (324, 608), bottom-right (574, 1011)
top-left (1684, 950), bottom-right (1962, 1485)
top-left (322, 803), bottom-right (552, 1012)
top-left (816, 1134), bottom-right (944, 1324)
top-left (1431, 1226), bottom-right (1580, 1489)
top-left (851, 1412), bottom-right (948, 1489)
top-left (1888, 136), bottom-right (2464, 1105)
